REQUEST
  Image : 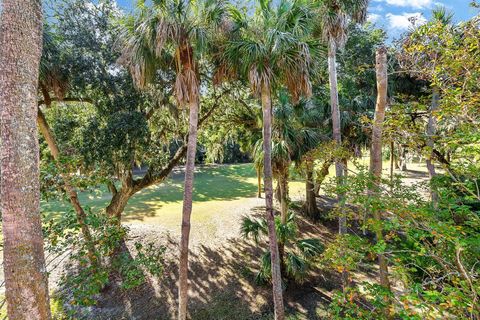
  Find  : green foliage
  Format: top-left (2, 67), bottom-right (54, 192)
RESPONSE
top-left (324, 163), bottom-right (480, 318)
top-left (113, 242), bottom-right (166, 290)
top-left (43, 209), bottom-right (166, 308)
top-left (328, 284), bottom-right (393, 320)
top-left (241, 213), bottom-right (323, 284)
top-left (397, 11), bottom-right (480, 200)
top-left (35, 1), bottom-right (480, 318)
top-left (320, 234), bottom-right (371, 274)
top-left (241, 215), bottom-right (267, 244)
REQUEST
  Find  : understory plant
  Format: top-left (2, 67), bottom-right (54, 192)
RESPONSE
top-left (43, 208), bottom-right (166, 309)
top-left (241, 213), bottom-right (323, 285)
top-left (322, 166), bottom-right (480, 319)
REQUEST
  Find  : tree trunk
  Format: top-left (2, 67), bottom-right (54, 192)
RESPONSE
top-left (304, 160), bottom-right (320, 219)
top-left (257, 166), bottom-right (262, 198)
top-left (178, 100), bottom-right (200, 320)
top-left (400, 146), bottom-right (408, 171)
top-left (277, 171), bottom-right (289, 281)
top-left (274, 181), bottom-right (281, 202)
top-left (261, 84), bottom-right (285, 320)
top-left (37, 109), bottom-right (98, 268)
top-left (0, 0), bottom-right (51, 318)
top-left (314, 159), bottom-right (332, 196)
top-left (279, 173), bottom-right (289, 224)
top-left (390, 141), bottom-right (394, 185)
top-left (369, 47), bottom-right (391, 293)
top-left (426, 87), bottom-right (439, 205)
top-left (106, 186), bottom-right (134, 221)
top-left (328, 42), bottom-right (346, 235)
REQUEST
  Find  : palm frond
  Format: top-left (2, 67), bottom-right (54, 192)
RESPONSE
top-left (255, 250), bottom-right (272, 284)
top-left (285, 252), bottom-right (308, 282)
top-left (240, 216), bottom-right (268, 243)
top-left (252, 138), bottom-right (264, 170)
top-left (296, 238), bottom-right (324, 258)
top-left (275, 213), bottom-right (297, 244)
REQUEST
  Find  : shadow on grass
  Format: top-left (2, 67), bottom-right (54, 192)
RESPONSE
top-left (42, 164), bottom-right (260, 222)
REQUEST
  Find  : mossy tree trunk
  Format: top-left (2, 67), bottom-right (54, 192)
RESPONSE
top-left (314, 159), bottom-right (332, 196)
top-left (0, 0), bottom-right (51, 318)
top-left (304, 159), bottom-right (320, 219)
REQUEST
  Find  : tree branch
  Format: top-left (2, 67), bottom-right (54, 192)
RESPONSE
top-left (132, 89), bottom-right (229, 192)
top-left (38, 97), bottom-right (93, 106)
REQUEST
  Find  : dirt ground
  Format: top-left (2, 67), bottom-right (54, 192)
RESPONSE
top-left (81, 207), bottom-right (339, 320)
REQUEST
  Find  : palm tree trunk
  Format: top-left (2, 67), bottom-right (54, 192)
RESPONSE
top-left (279, 172), bottom-right (289, 224)
top-left (37, 109), bottom-right (98, 268)
top-left (261, 84), bottom-right (285, 320)
top-left (328, 42), bottom-right (346, 235)
top-left (304, 159), bottom-right (320, 219)
top-left (178, 99), bottom-right (199, 320)
top-left (257, 166), bottom-right (262, 198)
top-left (369, 47), bottom-right (391, 292)
top-left (426, 87), bottom-right (439, 205)
top-left (390, 141), bottom-right (395, 185)
top-left (0, 0), bottom-right (51, 318)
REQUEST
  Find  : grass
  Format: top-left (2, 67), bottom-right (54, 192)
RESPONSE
top-left (0, 294), bottom-right (65, 319)
top-left (41, 159), bottom-right (428, 232)
top-left (41, 163), bottom-right (306, 226)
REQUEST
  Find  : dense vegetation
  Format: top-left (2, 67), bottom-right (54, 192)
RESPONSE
top-left (0, 0), bottom-right (478, 319)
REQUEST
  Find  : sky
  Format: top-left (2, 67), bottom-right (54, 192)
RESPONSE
top-left (367, 0), bottom-right (479, 40)
top-left (115, 0), bottom-right (479, 40)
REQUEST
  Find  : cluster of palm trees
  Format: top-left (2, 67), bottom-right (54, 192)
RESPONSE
top-left (0, 0), bottom-right (369, 319)
top-left (116, 0), bottom-right (370, 319)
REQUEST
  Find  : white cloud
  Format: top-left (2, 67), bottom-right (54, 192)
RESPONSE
top-left (376, 0), bottom-right (433, 9)
top-left (386, 12), bottom-right (427, 29)
top-left (370, 4), bottom-right (385, 12)
top-left (368, 13), bottom-right (382, 23)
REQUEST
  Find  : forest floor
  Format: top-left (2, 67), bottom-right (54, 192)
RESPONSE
top-left (1, 160), bottom-right (431, 319)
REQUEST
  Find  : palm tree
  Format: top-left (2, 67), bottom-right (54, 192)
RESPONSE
top-left (316, 0), bottom-right (369, 234)
top-left (0, 0), bottom-right (51, 318)
top-left (221, 1), bottom-right (319, 317)
top-left (253, 95), bottom-right (321, 275)
top-left (272, 95), bottom-right (321, 222)
top-left (117, 1), bottom-right (229, 318)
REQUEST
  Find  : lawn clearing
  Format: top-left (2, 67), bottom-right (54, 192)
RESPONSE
top-left (41, 163), bottom-right (305, 242)
top-left (41, 160), bottom-right (429, 244)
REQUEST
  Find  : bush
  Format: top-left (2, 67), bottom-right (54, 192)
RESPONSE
top-left (43, 209), bottom-right (166, 309)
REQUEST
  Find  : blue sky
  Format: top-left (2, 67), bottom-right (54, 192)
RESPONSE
top-left (115, 0), bottom-right (479, 40)
top-left (367, 0), bottom-right (479, 40)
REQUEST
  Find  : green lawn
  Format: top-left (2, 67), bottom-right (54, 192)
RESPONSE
top-left (41, 160), bottom-right (427, 228)
top-left (41, 163), bottom-right (306, 226)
